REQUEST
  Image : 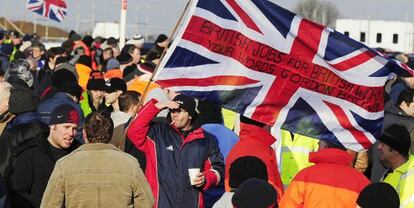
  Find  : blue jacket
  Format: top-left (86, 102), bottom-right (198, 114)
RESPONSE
top-left (127, 100), bottom-right (225, 208)
top-left (202, 124), bottom-right (239, 207)
top-left (37, 92), bottom-right (84, 142)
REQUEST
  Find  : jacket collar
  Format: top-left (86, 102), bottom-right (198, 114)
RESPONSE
top-left (309, 148), bottom-right (353, 166)
top-left (239, 123), bottom-right (275, 145)
top-left (75, 143), bottom-right (118, 152)
top-left (8, 112), bottom-right (40, 128)
top-left (170, 123), bottom-right (206, 147)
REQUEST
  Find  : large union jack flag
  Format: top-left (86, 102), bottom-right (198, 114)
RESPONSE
top-left (26, 0), bottom-right (67, 22)
top-left (155, 0), bottom-right (412, 151)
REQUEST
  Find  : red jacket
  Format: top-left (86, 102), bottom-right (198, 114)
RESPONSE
top-left (225, 123), bottom-right (284, 202)
top-left (127, 100), bottom-right (224, 208)
top-left (279, 148), bottom-right (370, 208)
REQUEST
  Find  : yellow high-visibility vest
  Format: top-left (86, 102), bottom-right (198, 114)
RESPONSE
top-left (280, 130), bottom-right (319, 188)
top-left (384, 155), bottom-right (414, 208)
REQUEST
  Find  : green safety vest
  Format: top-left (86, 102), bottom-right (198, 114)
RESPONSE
top-left (384, 155), bottom-right (414, 208)
top-left (280, 130), bottom-right (319, 188)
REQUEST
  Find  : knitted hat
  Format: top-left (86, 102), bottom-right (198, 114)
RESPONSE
top-left (380, 124), bottom-right (411, 156)
top-left (107, 37), bottom-right (118, 46)
top-left (69, 31), bottom-right (82, 42)
top-left (155, 34), bottom-right (168, 43)
top-left (106, 58), bottom-right (120, 71)
top-left (50, 104), bottom-right (79, 125)
top-left (77, 55), bottom-right (92, 68)
top-left (172, 94), bottom-right (197, 119)
top-left (232, 178), bottom-right (277, 208)
top-left (9, 85), bottom-right (38, 115)
top-left (87, 79), bottom-right (106, 91)
top-left (104, 78), bottom-right (127, 93)
top-left (51, 69), bottom-right (77, 90)
top-left (229, 156), bottom-right (268, 189)
top-left (61, 82), bottom-right (83, 101)
top-left (5, 60), bottom-right (34, 88)
top-left (357, 182), bottom-right (400, 208)
top-left (123, 65), bottom-right (144, 82)
top-left (116, 53), bottom-right (132, 65)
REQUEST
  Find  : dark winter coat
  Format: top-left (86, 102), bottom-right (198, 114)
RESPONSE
top-left (7, 132), bottom-right (81, 208)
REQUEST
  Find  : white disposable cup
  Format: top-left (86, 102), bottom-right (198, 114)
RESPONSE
top-left (188, 168), bottom-right (201, 185)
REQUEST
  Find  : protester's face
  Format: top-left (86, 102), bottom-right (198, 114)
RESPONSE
top-left (377, 142), bottom-right (396, 168)
top-left (31, 47), bottom-right (43, 59)
top-left (170, 108), bottom-right (192, 131)
top-left (130, 48), bottom-right (141, 64)
top-left (104, 91), bottom-right (121, 105)
top-left (12, 37), bottom-right (22, 46)
top-left (90, 90), bottom-right (104, 103)
top-left (103, 50), bottom-right (113, 60)
top-left (49, 123), bottom-right (78, 149)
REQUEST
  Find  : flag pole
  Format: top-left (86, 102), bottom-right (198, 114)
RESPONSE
top-left (119, 0), bottom-right (128, 49)
top-left (138, 0), bottom-right (192, 107)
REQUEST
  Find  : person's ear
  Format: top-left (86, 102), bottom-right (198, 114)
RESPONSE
top-left (82, 129), bottom-right (89, 144)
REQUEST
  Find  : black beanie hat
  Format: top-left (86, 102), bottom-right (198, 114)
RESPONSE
top-left (357, 182), bottom-right (400, 208)
top-left (123, 65), bottom-right (144, 82)
top-left (172, 94), bottom-right (197, 119)
top-left (9, 85), bottom-right (38, 115)
top-left (61, 82), bottom-right (83, 101)
top-left (87, 79), bottom-right (106, 91)
top-left (77, 55), bottom-right (92, 68)
top-left (232, 178), bottom-right (277, 208)
top-left (104, 78), bottom-right (127, 93)
top-left (116, 54), bottom-right (132, 65)
top-left (229, 156), bottom-right (268, 189)
top-left (155, 34), bottom-right (168, 43)
top-left (380, 124), bottom-right (411, 156)
top-left (51, 69), bottom-right (77, 90)
top-left (50, 104), bottom-right (79, 125)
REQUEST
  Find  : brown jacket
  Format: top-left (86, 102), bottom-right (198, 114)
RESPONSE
top-left (40, 143), bottom-right (154, 208)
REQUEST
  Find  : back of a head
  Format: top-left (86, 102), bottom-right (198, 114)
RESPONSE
top-left (6, 59), bottom-right (33, 88)
top-left (118, 91), bottom-right (141, 113)
top-left (357, 182), bottom-right (399, 208)
top-left (8, 85), bottom-right (38, 115)
top-left (232, 178), bottom-right (277, 208)
top-left (397, 89), bottom-right (414, 106)
top-left (84, 111), bottom-right (114, 144)
top-left (229, 156), bottom-right (268, 189)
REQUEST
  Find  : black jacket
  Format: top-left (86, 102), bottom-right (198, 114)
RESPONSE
top-left (7, 132), bottom-right (81, 208)
top-left (0, 113), bottom-right (47, 178)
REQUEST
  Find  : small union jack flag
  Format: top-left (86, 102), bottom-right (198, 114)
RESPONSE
top-left (155, 0), bottom-right (413, 151)
top-left (26, 0), bottom-right (67, 22)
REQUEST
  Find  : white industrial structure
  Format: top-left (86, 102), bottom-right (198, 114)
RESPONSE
top-left (336, 19), bottom-right (414, 53)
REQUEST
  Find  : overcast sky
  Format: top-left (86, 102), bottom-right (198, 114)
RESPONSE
top-left (2, 0), bottom-right (414, 37)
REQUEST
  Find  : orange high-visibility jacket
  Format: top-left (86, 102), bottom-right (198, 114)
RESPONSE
top-left (279, 148), bottom-right (370, 208)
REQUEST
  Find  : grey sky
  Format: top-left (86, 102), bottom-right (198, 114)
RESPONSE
top-left (2, 0), bottom-right (414, 37)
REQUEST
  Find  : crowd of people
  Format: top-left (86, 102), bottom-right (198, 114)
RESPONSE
top-left (0, 28), bottom-right (413, 208)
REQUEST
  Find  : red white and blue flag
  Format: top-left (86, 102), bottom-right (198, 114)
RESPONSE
top-left (26, 0), bottom-right (67, 22)
top-left (155, 0), bottom-right (413, 151)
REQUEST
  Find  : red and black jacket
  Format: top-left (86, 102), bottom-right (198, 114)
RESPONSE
top-left (127, 100), bottom-right (224, 208)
